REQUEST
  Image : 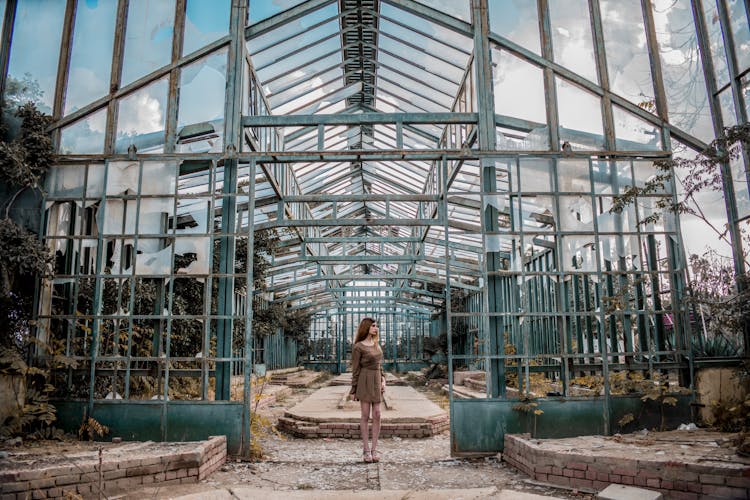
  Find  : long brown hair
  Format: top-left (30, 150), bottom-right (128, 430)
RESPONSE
top-left (354, 317), bottom-right (381, 351)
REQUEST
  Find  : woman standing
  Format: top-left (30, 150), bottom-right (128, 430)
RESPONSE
top-left (349, 317), bottom-right (386, 463)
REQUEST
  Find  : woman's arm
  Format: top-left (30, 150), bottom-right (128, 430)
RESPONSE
top-left (381, 353), bottom-right (386, 392)
top-left (350, 343), bottom-right (361, 395)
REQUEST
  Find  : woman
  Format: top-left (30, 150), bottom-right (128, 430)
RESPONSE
top-left (349, 317), bottom-right (386, 463)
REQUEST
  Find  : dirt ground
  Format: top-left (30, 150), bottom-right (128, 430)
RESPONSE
top-left (1, 378), bottom-right (596, 499)
top-left (122, 380), bottom-right (594, 499)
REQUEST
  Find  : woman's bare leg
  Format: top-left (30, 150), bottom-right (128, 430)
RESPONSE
top-left (370, 402), bottom-right (381, 457)
top-left (359, 401), bottom-right (371, 452)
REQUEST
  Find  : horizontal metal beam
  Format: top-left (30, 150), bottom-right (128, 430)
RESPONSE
top-left (242, 112), bottom-right (478, 127)
top-left (283, 194), bottom-right (439, 202)
top-left (299, 255), bottom-right (419, 263)
top-left (256, 217), bottom-right (443, 229)
top-left (305, 236), bottom-right (422, 243)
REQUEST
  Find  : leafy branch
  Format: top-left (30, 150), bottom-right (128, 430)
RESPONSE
top-left (610, 124), bottom-right (750, 252)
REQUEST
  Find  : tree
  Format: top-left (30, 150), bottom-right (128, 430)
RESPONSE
top-left (611, 124), bottom-right (750, 349)
top-left (0, 102), bottom-right (54, 346)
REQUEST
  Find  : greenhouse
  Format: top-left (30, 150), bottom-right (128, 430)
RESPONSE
top-left (1, 0), bottom-right (749, 458)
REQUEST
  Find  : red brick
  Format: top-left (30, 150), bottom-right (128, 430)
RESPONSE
top-left (568, 461), bottom-right (587, 471)
top-left (596, 472), bottom-right (610, 482)
top-left (669, 492), bottom-right (699, 500)
top-left (563, 469), bottom-right (575, 478)
top-left (28, 478), bottom-right (57, 490)
top-left (672, 470), bottom-right (699, 482)
top-left (76, 484), bottom-right (92, 495)
top-left (547, 475), bottom-right (570, 487)
top-left (646, 478), bottom-right (660, 488)
top-left (620, 475), bottom-right (634, 485)
top-left (536, 465), bottom-right (552, 474)
top-left (1, 483), bottom-right (28, 494)
top-left (570, 478), bottom-right (593, 489)
top-left (726, 476), bottom-right (750, 488)
top-left (612, 467), bottom-right (638, 477)
top-left (702, 484), bottom-right (739, 497)
top-left (585, 470), bottom-right (597, 480)
top-left (700, 473), bottom-right (725, 485)
top-left (661, 480), bottom-right (673, 489)
top-left (686, 482), bottom-right (702, 493)
top-left (592, 481), bottom-right (609, 490)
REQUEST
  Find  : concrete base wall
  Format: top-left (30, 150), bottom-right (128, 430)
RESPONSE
top-left (277, 415), bottom-right (449, 438)
top-left (0, 436), bottom-right (226, 499)
top-left (695, 367), bottom-right (750, 425)
top-left (0, 374), bottom-right (25, 425)
top-left (503, 434), bottom-right (750, 499)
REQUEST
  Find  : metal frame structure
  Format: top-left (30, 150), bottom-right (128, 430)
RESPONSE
top-left (2, 0), bottom-right (749, 454)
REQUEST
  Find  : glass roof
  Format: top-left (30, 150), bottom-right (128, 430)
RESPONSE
top-left (28, 0), bottom-right (744, 316)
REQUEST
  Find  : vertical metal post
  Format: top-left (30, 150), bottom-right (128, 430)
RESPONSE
top-left (0, 0), bottom-right (16, 102)
top-left (51, 0), bottom-right (76, 150)
top-left (691, 0), bottom-right (750, 352)
top-left (472, 0), bottom-right (503, 398)
top-left (643, 0), bottom-right (694, 385)
top-left (216, 0), bottom-right (247, 400)
top-left (164, 0), bottom-right (186, 153)
top-left (241, 158), bottom-right (256, 457)
top-left (104, 0), bottom-right (128, 155)
top-left (691, 0), bottom-right (746, 281)
top-left (88, 161), bottom-right (112, 418)
top-left (589, 0), bottom-right (618, 435)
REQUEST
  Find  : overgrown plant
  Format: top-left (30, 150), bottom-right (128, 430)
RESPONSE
top-left (0, 102), bottom-right (55, 348)
top-left (0, 338), bottom-right (77, 440)
top-left (572, 371), bottom-right (690, 431)
top-left (610, 124), bottom-right (750, 347)
top-left (512, 394), bottom-right (544, 437)
top-left (248, 374), bottom-right (284, 460)
top-left (0, 98), bottom-right (63, 440)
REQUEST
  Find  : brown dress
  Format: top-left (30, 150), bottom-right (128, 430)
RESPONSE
top-left (350, 342), bottom-right (384, 403)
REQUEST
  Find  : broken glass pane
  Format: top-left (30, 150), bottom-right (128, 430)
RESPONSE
top-left (559, 195), bottom-right (594, 231)
top-left (59, 107), bottom-right (108, 155)
top-left (562, 235), bottom-right (596, 271)
top-left (549, 0), bottom-right (598, 83)
top-left (651, 0), bottom-right (713, 142)
top-left (556, 78), bottom-right (604, 150)
top-left (557, 159), bottom-right (591, 193)
top-left (613, 105), bottom-right (662, 150)
top-left (600, 0), bottom-right (655, 106)
top-left (115, 77), bottom-right (168, 154)
top-left (177, 50), bottom-right (226, 154)
top-left (729, 0), bottom-right (750, 73)
top-left (492, 48), bottom-right (547, 150)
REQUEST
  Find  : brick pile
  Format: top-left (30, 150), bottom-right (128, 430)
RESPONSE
top-left (0, 435), bottom-right (226, 499)
top-left (277, 414), bottom-right (449, 438)
top-left (503, 433), bottom-right (750, 499)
